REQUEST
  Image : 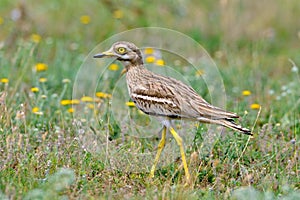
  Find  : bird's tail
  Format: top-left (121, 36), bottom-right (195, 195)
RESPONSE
top-left (196, 116), bottom-right (252, 135)
top-left (217, 119), bottom-right (252, 135)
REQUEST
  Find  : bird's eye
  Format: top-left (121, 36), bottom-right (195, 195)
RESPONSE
top-left (117, 47), bottom-right (126, 54)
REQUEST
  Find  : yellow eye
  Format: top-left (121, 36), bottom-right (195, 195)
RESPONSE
top-left (117, 47), bottom-right (126, 54)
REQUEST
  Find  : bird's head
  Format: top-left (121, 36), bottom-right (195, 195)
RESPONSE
top-left (93, 41), bottom-right (143, 67)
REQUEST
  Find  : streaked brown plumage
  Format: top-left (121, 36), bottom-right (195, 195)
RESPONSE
top-left (94, 41), bottom-right (251, 182)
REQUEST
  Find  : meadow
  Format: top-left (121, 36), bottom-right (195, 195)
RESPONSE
top-left (0, 0), bottom-right (299, 199)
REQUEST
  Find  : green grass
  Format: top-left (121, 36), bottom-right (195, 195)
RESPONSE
top-left (0, 0), bottom-right (299, 199)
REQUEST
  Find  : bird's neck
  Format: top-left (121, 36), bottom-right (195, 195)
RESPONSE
top-left (123, 59), bottom-right (144, 71)
top-left (125, 64), bottom-right (147, 94)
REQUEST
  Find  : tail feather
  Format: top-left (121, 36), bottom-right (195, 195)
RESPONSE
top-left (217, 119), bottom-right (252, 135)
top-left (197, 117), bottom-right (252, 136)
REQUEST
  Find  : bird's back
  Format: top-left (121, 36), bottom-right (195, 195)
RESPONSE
top-left (126, 66), bottom-right (239, 121)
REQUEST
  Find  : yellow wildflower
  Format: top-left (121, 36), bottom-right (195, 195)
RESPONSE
top-left (87, 103), bottom-right (94, 109)
top-left (144, 48), bottom-right (154, 55)
top-left (108, 64), bottom-right (119, 71)
top-left (39, 78), bottom-right (47, 83)
top-left (196, 70), bottom-right (204, 76)
top-left (126, 101), bottom-right (135, 107)
top-left (156, 59), bottom-right (165, 66)
top-left (250, 103), bottom-right (261, 110)
top-left (0, 78), bottom-right (9, 83)
top-left (41, 95), bottom-right (47, 99)
top-left (96, 92), bottom-right (112, 98)
top-left (31, 87), bottom-right (39, 92)
top-left (61, 99), bottom-right (80, 106)
top-left (35, 63), bottom-right (48, 72)
top-left (80, 15), bottom-right (91, 24)
top-left (81, 96), bottom-right (94, 102)
top-left (242, 90), bottom-right (251, 96)
top-left (145, 56), bottom-right (155, 63)
top-left (113, 9), bottom-right (123, 19)
top-left (67, 108), bottom-right (74, 113)
top-left (32, 107), bottom-right (39, 113)
top-left (0, 17), bottom-right (4, 25)
top-left (31, 34), bottom-right (42, 43)
top-left (60, 99), bottom-right (72, 106)
top-left (71, 99), bottom-right (80, 104)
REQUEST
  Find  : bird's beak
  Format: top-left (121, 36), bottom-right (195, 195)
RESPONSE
top-left (93, 50), bottom-right (115, 58)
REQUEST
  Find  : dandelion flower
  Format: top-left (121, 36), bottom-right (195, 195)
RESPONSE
top-left (32, 107), bottom-right (39, 113)
top-left (96, 92), bottom-right (112, 98)
top-left (126, 101), bottom-right (135, 107)
top-left (250, 103), bottom-right (260, 110)
top-left (67, 108), bottom-right (74, 113)
top-left (71, 99), bottom-right (80, 104)
top-left (145, 56), bottom-right (155, 63)
top-left (81, 96), bottom-right (94, 102)
top-left (35, 63), bottom-right (48, 72)
top-left (39, 78), bottom-right (47, 83)
top-left (31, 34), bottom-right (42, 43)
top-left (61, 99), bottom-right (80, 106)
top-left (60, 99), bottom-right (72, 106)
top-left (31, 87), bottom-right (39, 92)
top-left (144, 48), bottom-right (154, 55)
top-left (80, 15), bottom-right (91, 24)
top-left (156, 59), bottom-right (165, 66)
top-left (108, 64), bottom-right (119, 71)
top-left (242, 90), bottom-right (251, 96)
top-left (113, 9), bottom-right (123, 19)
top-left (0, 78), bottom-right (9, 83)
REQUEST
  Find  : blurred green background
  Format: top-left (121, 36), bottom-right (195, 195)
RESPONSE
top-left (1, 0), bottom-right (300, 93)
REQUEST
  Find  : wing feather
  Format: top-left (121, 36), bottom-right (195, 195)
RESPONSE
top-left (128, 71), bottom-right (238, 120)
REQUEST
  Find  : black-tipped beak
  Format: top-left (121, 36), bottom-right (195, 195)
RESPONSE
top-left (93, 50), bottom-right (115, 58)
top-left (93, 53), bottom-right (105, 58)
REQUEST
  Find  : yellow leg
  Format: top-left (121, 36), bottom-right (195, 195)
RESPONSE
top-left (169, 127), bottom-right (191, 182)
top-left (149, 126), bottom-right (167, 178)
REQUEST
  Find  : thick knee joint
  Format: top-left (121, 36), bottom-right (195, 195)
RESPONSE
top-left (158, 140), bottom-right (165, 149)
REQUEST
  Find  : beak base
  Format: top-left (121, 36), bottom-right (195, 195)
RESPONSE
top-left (93, 50), bottom-right (114, 58)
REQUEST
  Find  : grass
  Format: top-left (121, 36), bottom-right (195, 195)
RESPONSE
top-left (0, 0), bottom-right (299, 199)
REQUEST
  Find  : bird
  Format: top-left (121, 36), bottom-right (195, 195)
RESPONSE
top-left (93, 41), bottom-right (252, 182)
